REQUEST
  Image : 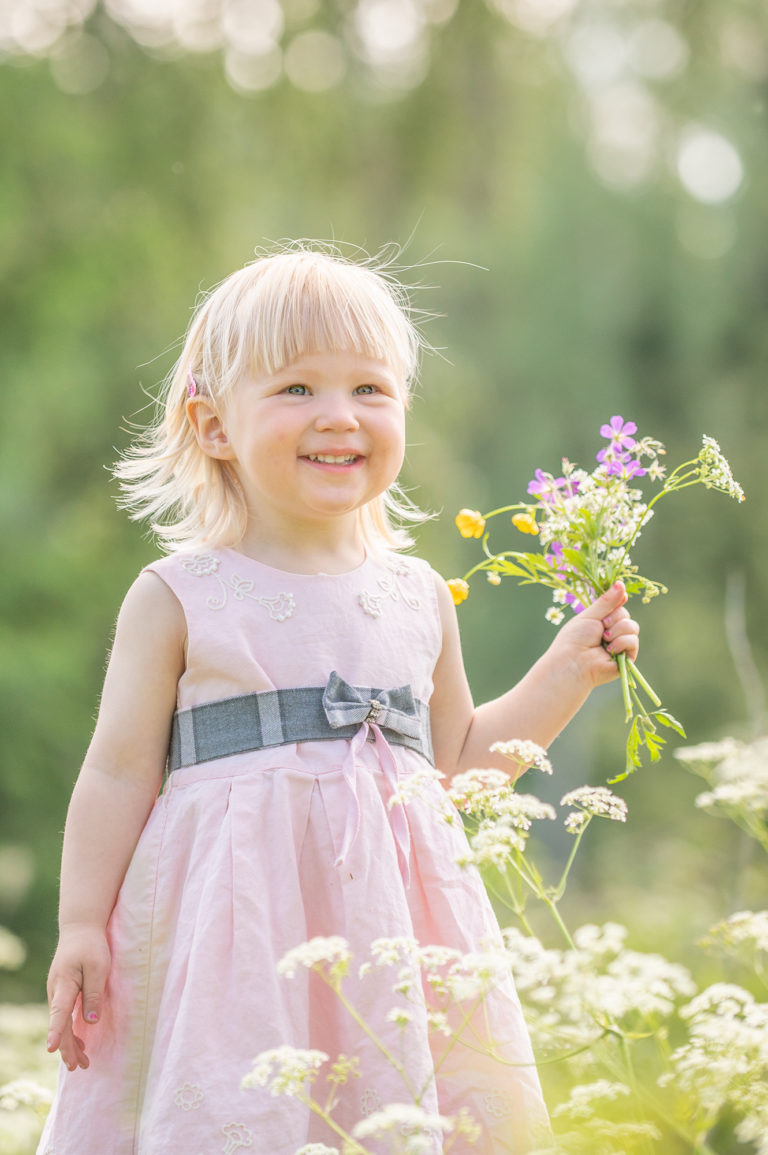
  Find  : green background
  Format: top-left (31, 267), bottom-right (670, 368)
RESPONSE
top-left (1, 0), bottom-right (765, 1008)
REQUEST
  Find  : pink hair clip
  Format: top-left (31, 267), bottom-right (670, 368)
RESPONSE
top-left (187, 369), bottom-right (197, 398)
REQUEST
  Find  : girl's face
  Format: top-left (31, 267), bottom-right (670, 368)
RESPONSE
top-left (190, 349), bottom-right (407, 541)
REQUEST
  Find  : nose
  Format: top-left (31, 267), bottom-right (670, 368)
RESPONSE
top-left (313, 392), bottom-right (360, 433)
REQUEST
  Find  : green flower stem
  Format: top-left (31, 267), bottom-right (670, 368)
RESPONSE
top-left (629, 683), bottom-right (655, 724)
top-left (304, 1094), bottom-right (370, 1154)
top-left (483, 502), bottom-right (531, 519)
top-left (541, 895), bottom-right (576, 951)
top-left (551, 823), bottom-right (588, 902)
top-left (485, 873), bottom-right (537, 936)
top-left (533, 1032), bottom-right (611, 1067)
top-left (502, 846), bottom-right (544, 898)
top-left (598, 1038), bottom-right (711, 1154)
top-left (618, 652), bottom-right (633, 722)
top-left (426, 997), bottom-right (488, 1088)
top-left (628, 658), bottom-right (661, 706)
top-left (323, 977), bottom-right (415, 1096)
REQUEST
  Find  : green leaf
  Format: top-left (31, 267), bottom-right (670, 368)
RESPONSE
top-left (495, 562), bottom-right (531, 578)
top-left (655, 711), bottom-right (687, 737)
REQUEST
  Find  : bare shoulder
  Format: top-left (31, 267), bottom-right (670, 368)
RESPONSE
top-left (116, 569), bottom-right (186, 641)
top-left (84, 571), bottom-right (186, 784)
top-left (107, 570), bottom-right (187, 707)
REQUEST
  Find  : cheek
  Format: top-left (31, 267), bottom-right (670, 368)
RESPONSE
top-left (386, 410), bottom-right (407, 450)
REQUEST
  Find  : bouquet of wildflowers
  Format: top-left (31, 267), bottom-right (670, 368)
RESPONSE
top-left (450, 421), bottom-right (745, 780)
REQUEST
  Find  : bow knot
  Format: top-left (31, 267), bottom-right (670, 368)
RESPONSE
top-left (322, 670), bottom-right (421, 741)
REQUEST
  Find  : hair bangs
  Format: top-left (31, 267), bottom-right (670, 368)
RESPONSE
top-left (205, 252), bottom-right (419, 400)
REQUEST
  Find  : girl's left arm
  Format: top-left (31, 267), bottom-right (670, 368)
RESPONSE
top-left (430, 575), bottom-right (639, 779)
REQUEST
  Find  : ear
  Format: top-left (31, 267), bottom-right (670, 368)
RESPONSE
top-left (186, 396), bottom-right (236, 461)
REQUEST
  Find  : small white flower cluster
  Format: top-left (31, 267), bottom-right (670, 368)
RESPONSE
top-left (242, 1046), bottom-right (328, 1097)
top-left (531, 1114), bottom-right (661, 1153)
top-left (674, 737), bottom-right (743, 766)
top-left (352, 1101), bottom-right (451, 1140)
top-left (351, 1102), bottom-right (480, 1151)
top-left (387, 765), bottom-right (444, 809)
top-left (503, 923), bottom-right (696, 1047)
top-left (359, 937), bottom-right (512, 1014)
top-left (456, 818), bottom-right (525, 868)
top-left (550, 1079), bottom-right (630, 1121)
top-left (0, 1079), bottom-right (53, 1112)
top-left (448, 767), bottom-right (554, 823)
top-left (277, 937), bottom-right (352, 980)
top-left (368, 936), bottom-right (420, 970)
top-left (294, 1144), bottom-right (340, 1155)
top-left (448, 768), bottom-right (557, 870)
top-left (677, 735), bottom-right (768, 822)
top-left (702, 909), bottom-right (768, 957)
top-left (489, 740), bottom-right (554, 775)
top-left (698, 435), bottom-right (746, 502)
top-left (440, 951), bottom-right (512, 1004)
top-left (386, 1007), bottom-right (413, 1029)
top-left (665, 982), bottom-right (768, 1151)
top-left (448, 769), bottom-right (626, 867)
top-left (560, 786), bottom-right (628, 834)
top-left (447, 768), bottom-right (511, 816)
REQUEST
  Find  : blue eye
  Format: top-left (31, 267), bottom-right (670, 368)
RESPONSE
top-left (285, 384), bottom-right (308, 395)
top-left (354, 384), bottom-right (377, 395)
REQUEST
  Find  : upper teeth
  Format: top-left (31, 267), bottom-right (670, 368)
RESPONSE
top-left (308, 454), bottom-right (356, 463)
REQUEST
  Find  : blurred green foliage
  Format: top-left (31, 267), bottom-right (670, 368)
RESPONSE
top-left (1, 0), bottom-right (766, 1021)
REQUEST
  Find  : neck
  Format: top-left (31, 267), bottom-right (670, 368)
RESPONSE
top-left (236, 515), bottom-right (369, 575)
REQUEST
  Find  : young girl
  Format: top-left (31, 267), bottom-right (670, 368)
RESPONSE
top-left (41, 246), bottom-right (639, 1155)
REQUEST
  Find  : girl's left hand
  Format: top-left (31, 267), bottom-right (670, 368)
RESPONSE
top-left (553, 581), bottom-right (640, 688)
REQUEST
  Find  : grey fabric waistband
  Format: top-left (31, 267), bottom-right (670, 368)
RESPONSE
top-left (168, 671), bottom-right (434, 772)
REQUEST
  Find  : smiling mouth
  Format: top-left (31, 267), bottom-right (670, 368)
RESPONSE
top-left (305, 454), bottom-right (360, 464)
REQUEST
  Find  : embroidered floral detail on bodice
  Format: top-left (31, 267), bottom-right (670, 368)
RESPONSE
top-left (360, 1087), bottom-right (382, 1116)
top-left (220, 1121), bottom-right (254, 1153)
top-left (358, 558), bottom-right (422, 619)
top-left (181, 555), bottom-right (295, 620)
top-left (174, 1082), bottom-right (204, 1110)
top-left (482, 1087), bottom-right (515, 1118)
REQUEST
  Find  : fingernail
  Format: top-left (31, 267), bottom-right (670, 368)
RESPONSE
top-left (86, 1012), bottom-right (98, 1023)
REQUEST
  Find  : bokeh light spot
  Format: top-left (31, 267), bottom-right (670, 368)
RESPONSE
top-left (677, 128), bottom-right (744, 204)
top-left (50, 32), bottom-right (110, 93)
top-left (225, 45), bottom-right (282, 92)
top-left (629, 19), bottom-right (688, 81)
top-left (587, 83), bottom-right (660, 189)
top-left (284, 30), bottom-right (346, 91)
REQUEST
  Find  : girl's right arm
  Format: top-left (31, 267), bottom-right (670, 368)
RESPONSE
top-left (46, 571), bottom-right (186, 1070)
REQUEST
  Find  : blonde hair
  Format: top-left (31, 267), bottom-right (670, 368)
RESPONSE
top-left (115, 244), bottom-right (429, 553)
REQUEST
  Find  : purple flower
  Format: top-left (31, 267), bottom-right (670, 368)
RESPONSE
top-left (528, 469), bottom-right (579, 504)
top-left (600, 416), bottom-right (637, 451)
top-left (606, 456), bottom-right (647, 480)
top-left (527, 469), bottom-right (563, 503)
top-left (546, 541), bottom-right (566, 568)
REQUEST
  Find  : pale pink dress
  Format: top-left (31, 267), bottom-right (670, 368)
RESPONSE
top-left (38, 548), bottom-right (549, 1155)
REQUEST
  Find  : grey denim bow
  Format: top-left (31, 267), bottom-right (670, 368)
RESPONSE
top-left (322, 670), bottom-right (423, 741)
